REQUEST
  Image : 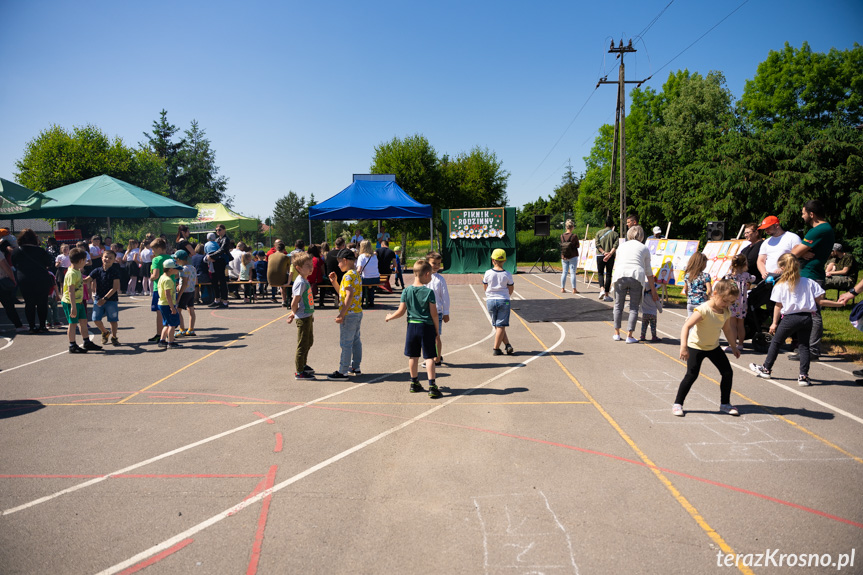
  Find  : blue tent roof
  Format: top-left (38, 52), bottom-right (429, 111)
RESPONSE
top-left (308, 180), bottom-right (432, 220)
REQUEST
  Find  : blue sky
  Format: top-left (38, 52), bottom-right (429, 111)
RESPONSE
top-left (1, 0), bottom-right (861, 220)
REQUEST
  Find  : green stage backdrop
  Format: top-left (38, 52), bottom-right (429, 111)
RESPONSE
top-left (441, 207), bottom-right (516, 274)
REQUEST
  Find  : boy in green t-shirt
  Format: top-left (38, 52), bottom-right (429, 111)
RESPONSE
top-left (286, 251), bottom-right (316, 380)
top-left (386, 259), bottom-right (441, 398)
top-left (63, 248), bottom-right (102, 353)
top-left (147, 238), bottom-right (169, 342)
top-left (157, 258), bottom-right (181, 349)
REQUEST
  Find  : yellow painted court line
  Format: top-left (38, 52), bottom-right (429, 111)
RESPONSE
top-left (520, 272), bottom-right (863, 465)
top-left (518, 275), bottom-right (754, 569)
top-left (115, 313), bottom-right (291, 404)
top-left (513, 310), bottom-right (753, 575)
top-left (642, 340), bottom-right (863, 465)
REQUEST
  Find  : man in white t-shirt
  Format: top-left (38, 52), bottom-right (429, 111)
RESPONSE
top-left (757, 215), bottom-right (801, 278)
top-left (376, 225), bottom-right (390, 249)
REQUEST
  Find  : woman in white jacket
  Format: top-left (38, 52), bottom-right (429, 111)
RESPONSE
top-left (611, 225), bottom-right (658, 343)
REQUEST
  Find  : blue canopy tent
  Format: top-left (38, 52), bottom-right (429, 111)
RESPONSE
top-left (308, 174), bottom-right (433, 244)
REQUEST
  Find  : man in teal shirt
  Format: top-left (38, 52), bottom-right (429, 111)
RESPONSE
top-left (790, 199), bottom-right (834, 359)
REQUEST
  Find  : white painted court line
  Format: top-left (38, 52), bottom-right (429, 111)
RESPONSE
top-left (0, 337), bottom-right (13, 352)
top-left (1, 350), bottom-right (68, 374)
top-left (93, 299), bottom-right (566, 575)
top-left (2, 295), bottom-right (496, 517)
top-left (97, 325), bottom-right (566, 575)
top-left (529, 272), bottom-right (863, 426)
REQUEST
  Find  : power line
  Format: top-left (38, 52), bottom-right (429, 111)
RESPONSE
top-left (634, 0), bottom-right (676, 44)
top-left (645, 0), bottom-right (750, 82)
top-left (530, 158), bottom-right (571, 195)
top-left (524, 87), bottom-right (597, 182)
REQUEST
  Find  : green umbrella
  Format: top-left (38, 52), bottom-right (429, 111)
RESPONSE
top-left (15, 175), bottom-right (198, 219)
top-left (0, 178), bottom-right (52, 216)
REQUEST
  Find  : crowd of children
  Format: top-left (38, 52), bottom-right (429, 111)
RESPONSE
top-left (11, 224), bottom-right (857, 413)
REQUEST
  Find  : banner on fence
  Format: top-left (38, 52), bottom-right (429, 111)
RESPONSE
top-left (703, 239), bottom-right (751, 281)
top-left (447, 208), bottom-right (506, 240)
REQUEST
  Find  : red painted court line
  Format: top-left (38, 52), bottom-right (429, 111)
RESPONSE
top-left (147, 395), bottom-right (186, 399)
top-left (72, 397), bottom-right (123, 403)
top-left (273, 433), bottom-right (283, 453)
top-left (427, 419), bottom-right (863, 530)
top-left (246, 465), bottom-right (278, 575)
top-left (118, 537), bottom-right (194, 575)
top-left (252, 411), bottom-right (275, 424)
top-left (298, 403), bottom-right (863, 530)
top-left (113, 474), bottom-right (266, 479)
top-left (208, 400), bottom-right (240, 407)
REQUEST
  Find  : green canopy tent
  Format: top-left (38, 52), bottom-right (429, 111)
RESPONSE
top-left (160, 203), bottom-right (260, 236)
top-left (0, 178), bottom-right (53, 221)
top-left (7, 175), bottom-right (198, 236)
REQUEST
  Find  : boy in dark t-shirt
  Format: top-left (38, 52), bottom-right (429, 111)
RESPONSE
top-left (88, 250), bottom-right (121, 345)
top-left (385, 259), bottom-right (441, 398)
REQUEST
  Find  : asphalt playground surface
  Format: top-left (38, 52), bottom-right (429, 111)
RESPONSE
top-left (1, 271), bottom-right (862, 574)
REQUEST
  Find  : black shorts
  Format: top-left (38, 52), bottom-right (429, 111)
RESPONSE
top-left (404, 322), bottom-right (437, 359)
top-left (177, 292), bottom-right (195, 310)
top-left (142, 263), bottom-right (152, 276)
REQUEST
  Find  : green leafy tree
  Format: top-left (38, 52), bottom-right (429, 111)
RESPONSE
top-left (272, 191), bottom-right (307, 245)
top-left (142, 110), bottom-right (184, 198)
top-left (547, 162), bottom-right (580, 219)
top-left (143, 110), bottom-right (230, 206)
top-left (305, 193), bottom-right (325, 243)
top-left (370, 134), bottom-right (442, 248)
top-left (440, 146), bottom-right (509, 209)
top-left (178, 120), bottom-right (230, 207)
top-left (14, 123), bottom-right (168, 237)
top-left (740, 42), bottom-right (863, 128)
top-left (16, 124), bottom-right (167, 193)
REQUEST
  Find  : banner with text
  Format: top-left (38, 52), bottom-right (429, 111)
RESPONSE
top-left (447, 208), bottom-right (506, 240)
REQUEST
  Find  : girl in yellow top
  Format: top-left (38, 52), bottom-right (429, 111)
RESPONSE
top-left (673, 278), bottom-right (741, 417)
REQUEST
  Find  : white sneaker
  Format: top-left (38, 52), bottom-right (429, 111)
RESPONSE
top-left (672, 404), bottom-right (684, 417)
top-left (798, 374), bottom-right (812, 387)
top-left (719, 404), bottom-right (739, 416)
top-left (612, 334), bottom-right (621, 341)
top-left (749, 363), bottom-right (771, 378)
top-left (598, 290), bottom-right (606, 300)
top-left (625, 336), bottom-right (639, 344)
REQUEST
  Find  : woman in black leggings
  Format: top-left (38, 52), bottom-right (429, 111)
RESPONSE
top-left (11, 229), bottom-right (53, 333)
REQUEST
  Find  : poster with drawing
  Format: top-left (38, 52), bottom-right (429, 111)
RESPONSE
top-left (647, 238), bottom-right (700, 285)
top-left (702, 239), bottom-right (750, 281)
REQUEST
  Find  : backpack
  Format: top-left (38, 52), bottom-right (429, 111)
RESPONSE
top-left (560, 233), bottom-right (579, 260)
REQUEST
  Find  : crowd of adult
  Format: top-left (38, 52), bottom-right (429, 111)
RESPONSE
top-left (0, 223), bottom-right (406, 334)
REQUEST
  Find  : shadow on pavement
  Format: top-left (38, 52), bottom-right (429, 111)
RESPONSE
top-left (738, 404), bottom-right (836, 420)
top-left (441, 386), bottom-right (529, 396)
top-left (0, 400), bottom-right (46, 419)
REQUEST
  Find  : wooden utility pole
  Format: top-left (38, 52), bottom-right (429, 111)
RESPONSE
top-left (598, 39), bottom-right (647, 233)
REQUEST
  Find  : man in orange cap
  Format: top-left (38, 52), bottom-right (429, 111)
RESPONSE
top-left (756, 215), bottom-right (801, 280)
